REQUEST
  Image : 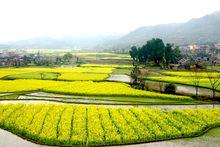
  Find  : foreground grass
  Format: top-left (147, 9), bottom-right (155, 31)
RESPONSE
top-left (0, 80), bottom-right (192, 101)
top-left (0, 103), bottom-right (219, 146)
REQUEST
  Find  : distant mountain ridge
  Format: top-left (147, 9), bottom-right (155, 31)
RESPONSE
top-left (0, 11), bottom-right (220, 50)
top-left (0, 35), bottom-right (122, 50)
top-left (107, 11), bottom-right (220, 50)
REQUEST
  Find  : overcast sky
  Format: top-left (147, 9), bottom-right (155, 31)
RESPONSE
top-left (0, 0), bottom-right (220, 42)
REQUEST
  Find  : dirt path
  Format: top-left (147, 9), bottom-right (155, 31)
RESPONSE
top-left (0, 100), bottom-right (219, 109)
top-left (0, 129), bottom-right (46, 147)
top-left (126, 127), bottom-right (220, 147)
top-left (0, 126), bottom-right (219, 147)
top-left (27, 92), bottom-right (74, 98)
top-left (18, 95), bottom-right (127, 104)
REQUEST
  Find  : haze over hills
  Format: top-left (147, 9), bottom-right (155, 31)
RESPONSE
top-left (107, 11), bottom-right (220, 50)
top-left (0, 11), bottom-right (220, 50)
top-left (0, 34), bottom-right (122, 50)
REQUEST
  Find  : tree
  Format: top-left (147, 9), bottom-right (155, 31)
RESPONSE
top-left (129, 38), bottom-right (181, 67)
top-left (164, 44), bottom-right (181, 68)
top-left (158, 81), bottom-right (163, 93)
top-left (130, 66), bottom-right (145, 90)
top-left (63, 53), bottom-right (73, 62)
top-left (206, 67), bottom-right (220, 99)
top-left (55, 57), bottom-right (62, 65)
top-left (172, 46), bottom-right (181, 63)
top-left (164, 83), bottom-right (176, 94)
top-left (130, 65), bottom-right (141, 85)
top-left (22, 55), bottom-right (30, 66)
top-left (40, 72), bottom-right (45, 80)
top-left (129, 46), bottom-right (139, 62)
top-left (146, 38), bottom-right (165, 65)
top-left (54, 72), bottom-right (61, 81)
top-left (190, 69), bottom-right (202, 98)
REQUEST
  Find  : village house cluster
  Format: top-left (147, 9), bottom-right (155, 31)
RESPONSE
top-left (0, 50), bottom-right (43, 67)
top-left (180, 43), bottom-right (220, 63)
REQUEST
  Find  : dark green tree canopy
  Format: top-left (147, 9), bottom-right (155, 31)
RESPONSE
top-left (129, 46), bottom-right (139, 62)
top-left (129, 38), bottom-right (181, 67)
top-left (63, 53), bottom-right (73, 62)
top-left (164, 43), bottom-right (181, 66)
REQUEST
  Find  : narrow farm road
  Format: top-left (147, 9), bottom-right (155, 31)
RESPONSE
top-left (0, 100), bottom-right (219, 109)
top-left (125, 127), bottom-right (220, 147)
top-left (0, 129), bottom-right (46, 147)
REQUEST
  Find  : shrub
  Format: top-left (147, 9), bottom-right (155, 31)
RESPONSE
top-left (164, 83), bottom-right (176, 94)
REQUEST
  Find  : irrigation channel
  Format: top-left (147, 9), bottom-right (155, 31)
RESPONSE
top-left (16, 92), bottom-right (178, 105)
top-left (0, 93), bottom-right (13, 96)
top-left (145, 80), bottom-right (220, 97)
top-left (107, 74), bottom-right (132, 83)
top-left (107, 74), bottom-right (220, 97)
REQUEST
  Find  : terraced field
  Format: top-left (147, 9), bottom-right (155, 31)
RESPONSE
top-left (81, 63), bottom-right (132, 68)
top-left (0, 103), bottom-right (219, 146)
top-left (146, 76), bottom-right (220, 90)
top-left (0, 66), bottom-right (219, 146)
top-left (0, 67), bottom-right (112, 81)
top-left (0, 80), bottom-right (192, 101)
top-left (145, 71), bottom-right (220, 91)
top-left (163, 71), bottom-right (220, 78)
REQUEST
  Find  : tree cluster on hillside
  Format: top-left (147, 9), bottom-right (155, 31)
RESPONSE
top-left (129, 38), bottom-right (181, 67)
